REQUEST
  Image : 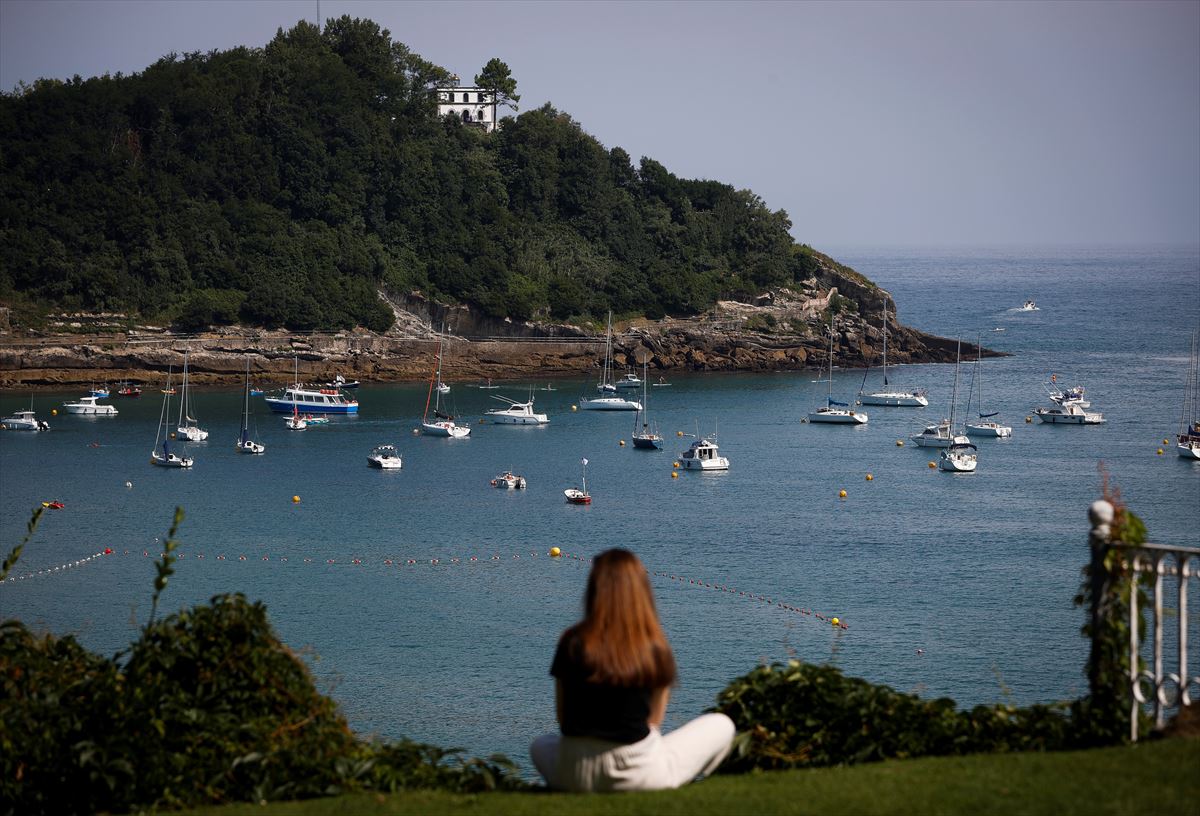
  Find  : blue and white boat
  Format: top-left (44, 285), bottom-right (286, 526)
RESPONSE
top-left (265, 384), bottom-right (359, 414)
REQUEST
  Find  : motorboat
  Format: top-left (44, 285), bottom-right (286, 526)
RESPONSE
top-left (614, 371), bottom-right (642, 389)
top-left (175, 352), bottom-right (208, 442)
top-left (116, 383), bottom-right (142, 397)
top-left (858, 298), bottom-right (928, 407)
top-left (911, 420), bottom-right (968, 448)
top-left (582, 312), bottom-right (641, 411)
top-left (565, 458), bottom-right (592, 503)
top-left (679, 435), bottom-right (729, 471)
top-left (437, 383), bottom-right (450, 394)
top-left (938, 441), bottom-right (978, 472)
top-left (89, 385), bottom-right (109, 398)
top-left (964, 334), bottom-right (1012, 438)
top-left (62, 395), bottom-right (118, 415)
top-left (300, 414), bottom-right (330, 425)
top-left (328, 373), bottom-right (360, 390)
top-left (368, 445), bottom-right (403, 469)
top-left (265, 384), bottom-right (358, 414)
top-left (1034, 381), bottom-right (1104, 424)
top-left (486, 394), bottom-right (549, 425)
top-left (809, 314), bottom-right (868, 424)
top-left (1178, 330), bottom-right (1200, 460)
top-left (491, 470), bottom-right (527, 489)
top-left (1017, 300), bottom-right (1039, 311)
top-left (236, 361), bottom-right (265, 455)
top-left (2, 409), bottom-right (46, 431)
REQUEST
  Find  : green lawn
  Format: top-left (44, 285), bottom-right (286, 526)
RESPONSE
top-left (185, 736), bottom-right (1198, 816)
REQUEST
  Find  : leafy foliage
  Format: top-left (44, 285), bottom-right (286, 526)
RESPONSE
top-left (0, 17), bottom-right (839, 331)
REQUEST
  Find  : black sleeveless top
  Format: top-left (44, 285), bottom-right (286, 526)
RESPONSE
top-left (550, 631), bottom-right (653, 744)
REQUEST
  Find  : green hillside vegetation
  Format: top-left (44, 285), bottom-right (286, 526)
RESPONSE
top-left (0, 17), bottom-right (833, 333)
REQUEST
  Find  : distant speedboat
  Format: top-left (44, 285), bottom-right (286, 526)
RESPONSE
top-left (62, 395), bottom-right (118, 415)
top-left (486, 394), bottom-right (549, 425)
top-left (1034, 380), bottom-right (1104, 424)
top-left (491, 470), bottom-right (527, 489)
top-left (1017, 300), bottom-right (1039, 311)
top-left (679, 435), bottom-right (729, 471)
top-left (368, 445), bottom-right (402, 469)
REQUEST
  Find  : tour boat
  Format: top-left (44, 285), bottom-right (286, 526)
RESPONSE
top-left (582, 312), bottom-right (641, 411)
top-left (679, 435), bottom-right (730, 471)
top-left (491, 470), bottom-right (527, 489)
top-left (858, 298), bottom-right (928, 407)
top-left (367, 445), bottom-right (403, 469)
top-left (175, 352), bottom-right (208, 441)
top-left (1178, 330), bottom-right (1200, 460)
top-left (266, 384), bottom-right (358, 415)
top-left (62, 395), bottom-right (118, 415)
top-left (486, 394), bottom-right (549, 425)
top-left (809, 314), bottom-right (868, 424)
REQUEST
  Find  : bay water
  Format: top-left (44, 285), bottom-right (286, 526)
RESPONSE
top-left (2, 246), bottom-right (1197, 768)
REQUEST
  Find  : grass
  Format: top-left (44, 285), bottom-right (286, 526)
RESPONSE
top-left (184, 736), bottom-right (1198, 816)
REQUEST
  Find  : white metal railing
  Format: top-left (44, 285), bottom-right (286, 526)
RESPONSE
top-left (1089, 499), bottom-right (1200, 740)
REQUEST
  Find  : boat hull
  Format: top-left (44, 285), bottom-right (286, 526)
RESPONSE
top-left (580, 397), bottom-right (640, 411)
top-left (966, 422), bottom-right (1012, 438)
top-left (859, 392), bottom-right (928, 407)
top-left (564, 489), bottom-right (591, 504)
top-left (368, 457), bottom-right (402, 469)
top-left (808, 409), bottom-right (868, 424)
top-left (1177, 441), bottom-right (1200, 460)
top-left (237, 440), bottom-right (265, 455)
top-left (486, 412), bottom-right (549, 425)
top-left (177, 425), bottom-right (209, 441)
top-left (1033, 409), bottom-right (1104, 424)
top-left (632, 435), bottom-right (662, 449)
top-left (421, 421), bottom-right (470, 438)
top-left (938, 456), bottom-right (978, 472)
top-left (1, 413), bottom-right (40, 430)
top-left (265, 397), bottom-right (358, 414)
top-left (63, 404), bottom-right (117, 415)
top-left (151, 452), bottom-right (193, 468)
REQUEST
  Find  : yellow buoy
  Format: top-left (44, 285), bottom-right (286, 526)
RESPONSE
top-left (1163, 438), bottom-right (1170, 445)
top-left (865, 473), bottom-right (873, 481)
top-left (676, 430), bottom-right (684, 437)
top-left (1157, 448), bottom-right (1163, 455)
top-left (831, 617), bottom-right (840, 626)
top-left (928, 461), bottom-right (937, 469)
top-left (169, 432), bottom-right (176, 439)
top-left (838, 489), bottom-right (847, 499)
top-left (1025, 416), bottom-right (1033, 423)
top-left (673, 461), bottom-right (680, 468)
top-left (292, 495), bottom-right (301, 503)
top-left (412, 427), bottom-right (420, 434)
top-left (571, 405), bottom-right (577, 412)
top-left (51, 408), bottom-right (58, 416)
top-left (671, 471), bottom-right (678, 478)
top-left (619, 440), bottom-right (625, 446)
top-left (549, 547), bottom-right (561, 557)
top-left (895, 439), bottom-right (904, 447)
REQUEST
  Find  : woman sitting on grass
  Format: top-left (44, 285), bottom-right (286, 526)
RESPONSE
top-left (531, 548), bottom-right (735, 791)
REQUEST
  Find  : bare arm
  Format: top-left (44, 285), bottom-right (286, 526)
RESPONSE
top-left (649, 685), bottom-right (670, 727)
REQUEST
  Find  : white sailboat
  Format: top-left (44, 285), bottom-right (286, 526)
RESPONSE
top-left (564, 458), bottom-right (592, 504)
top-left (236, 360), bottom-right (265, 454)
top-left (151, 368), bottom-right (193, 468)
top-left (939, 340), bottom-right (977, 472)
top-left (581, 312), bottom-right (641, 411)
top-left (422, 331), bottom-right (470, 437)
top-left (631, 359), bottom-right (662, 449)
top-left (1177, 329), bottom-right (1200, 460)
top-left (175, 351), bottom-right (208, 441)
top-left (809, 314), bottom-right (868, 424)
top-left (965, 335), bottom-right (1012, 438)
top-left (858, 298), bottom-right (928, 407)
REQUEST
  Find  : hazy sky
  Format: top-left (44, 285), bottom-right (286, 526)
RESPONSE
top-left (2, 0), bottom-right (1197, 248)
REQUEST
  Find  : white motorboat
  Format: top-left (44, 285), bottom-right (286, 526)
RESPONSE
top-left (809, 313), bottom-right (868, 424)
top-left (614, 371), bottom-right (642, 389)
top-left (1, 409), bottom-right (47, 431)
top-left (858, 298), bottom-right (928, 407)
top-left (491, 470), bottom-right (527, 489)
top-left (421, 330), bottom-right (470, 438)
top-left (1178, 330), bottom-right (1200, 460)
top-left (236, 360), bottom-right (265, 454)
top-left (965, 334), bottom-right (1012, 438)
top-left (151, 369), bottom-right (193, 468)
top-left (486, 394), bottom-right (549, 425)
top-left (1034, 381), bottom-right (1104, 424)
top-left (1017, 300), bottom-right (1039, 311)
top-left (679, 435), bottom-right (729, 471)
top-left (582, 313), bottom-right (642, 411)
top-left (938, 441), bottom-right (978, 472)
top-left (62, 395), bottom-right (118, 415)
top-left (368, 444), bottom-right (403, 469)
top-left (437, 383), bottom-right (450, 394)
top-left (176, 351), bottom-right (208, 441)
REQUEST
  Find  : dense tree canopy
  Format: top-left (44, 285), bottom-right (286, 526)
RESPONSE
top-left (0, 17), bottom-right (817, 331)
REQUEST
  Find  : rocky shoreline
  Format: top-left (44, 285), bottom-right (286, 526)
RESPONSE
top-left (0, 296), bottom-right (996, 390)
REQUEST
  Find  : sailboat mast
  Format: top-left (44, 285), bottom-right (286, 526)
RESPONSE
top-left (950, 338), bottom-right (961, 430)
top-left (827, 314), bottom-right (835, 405)
top-left (881, 300), bottom-right (888, 386)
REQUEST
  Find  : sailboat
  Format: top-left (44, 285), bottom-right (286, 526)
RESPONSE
top-left (631, 360), bottom-right (662, 449)
top-left (858, 298), bottom-right (928, 407)
top-left (1178, 329), bottom-right (1200, 460)
top-left (581, 312), bottom-right (641, 411)
top-left (808, 314), bottom-right (868, 424)
top-left (151, 368), bottom-right (193, 468)
top-left (175, 351), bottom-right (208, 441)
top-left (965, 334), bottom-right (1012, 438)
top-left (421, 330), bottom-right (470, 438)
top-left (236, 360), bottom-right (266, 454)
top-left (564, 458), bottom-right (592, 504)
top-left (938, 340), bottom-right (977, 472)
top-left (285, 357), bottom-right (307, 430)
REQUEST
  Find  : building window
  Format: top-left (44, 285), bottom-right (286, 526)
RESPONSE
top-left (462, 110), bottom-right (471, 122)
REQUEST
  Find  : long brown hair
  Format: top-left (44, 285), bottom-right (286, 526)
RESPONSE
top-left (568, 548), bottom-right (676, 688)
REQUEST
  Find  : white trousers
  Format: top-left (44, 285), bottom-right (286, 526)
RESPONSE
top-left (530, 713), bottom-right (735, 792)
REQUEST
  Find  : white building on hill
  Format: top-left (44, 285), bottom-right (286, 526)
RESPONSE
top-left (436, 80), bottom-right (496, 132)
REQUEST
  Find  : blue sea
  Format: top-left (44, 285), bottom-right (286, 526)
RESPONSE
top-left (2, 246), bottom-right (1198, 769)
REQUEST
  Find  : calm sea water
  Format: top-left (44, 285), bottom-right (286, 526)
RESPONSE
top-left (2, 246), bottom-right (1198, 768)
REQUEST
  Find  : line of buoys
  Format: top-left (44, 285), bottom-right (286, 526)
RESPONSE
top-left (2, 549), bottom-right (110, 582)
top-left (651, 570), bottom-right (848, 629)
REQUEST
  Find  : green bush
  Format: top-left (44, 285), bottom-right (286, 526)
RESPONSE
top-left (713, 660), bottom-right (1076, 773)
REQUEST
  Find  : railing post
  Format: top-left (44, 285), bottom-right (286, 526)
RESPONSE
top-left (1087, 499), bottom-right (1115, 697)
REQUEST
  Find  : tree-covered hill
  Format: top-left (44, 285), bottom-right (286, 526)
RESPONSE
top-left (0, 17), bottom-right (849, 334)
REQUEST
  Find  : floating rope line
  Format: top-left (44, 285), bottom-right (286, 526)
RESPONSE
top-left (4, 549), bottom-right (846, 628)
